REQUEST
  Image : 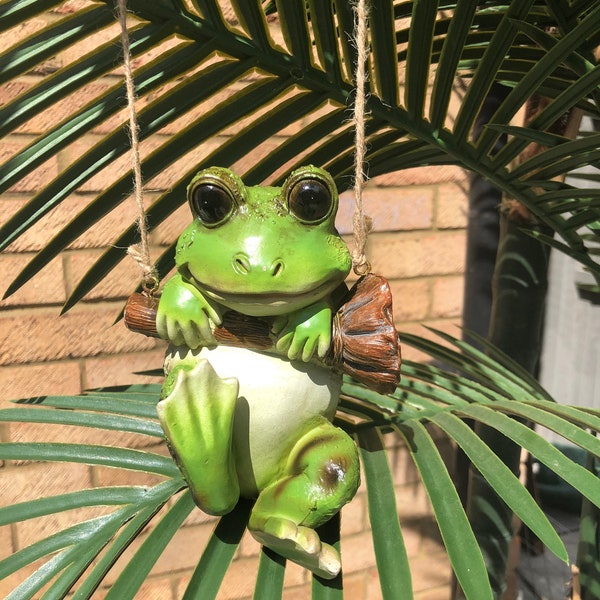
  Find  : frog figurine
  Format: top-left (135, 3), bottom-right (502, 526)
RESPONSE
top-left (155, 165), bottom-right (360, 579)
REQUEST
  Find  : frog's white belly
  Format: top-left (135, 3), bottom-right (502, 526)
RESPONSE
top-left (166, 345), bottom-right (341, 497)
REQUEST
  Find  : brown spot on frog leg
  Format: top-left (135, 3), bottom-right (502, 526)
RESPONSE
top-left (289, 432), bottom-right (342, 475)
top-left (318, 456), bottom-right (350, 492)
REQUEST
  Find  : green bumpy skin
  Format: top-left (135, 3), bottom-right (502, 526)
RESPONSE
top-left (156, 166), bottom-right (359, 579)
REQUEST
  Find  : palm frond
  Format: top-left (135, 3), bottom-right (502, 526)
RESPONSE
top-left (2, 329), bottom-right (600, 597)
top-left (1, 1), bottom-right (600, 305)
top-left (3, 2), bottom-right (600, 598)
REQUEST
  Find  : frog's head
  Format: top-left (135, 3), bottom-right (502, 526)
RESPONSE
top-left (175, 166), bottom-right (352, 317)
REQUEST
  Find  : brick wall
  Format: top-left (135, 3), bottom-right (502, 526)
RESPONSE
top-left (0, 4), bottom-right (468, 598)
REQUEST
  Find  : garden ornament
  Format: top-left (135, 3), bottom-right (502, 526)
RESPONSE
top-left (125, 165), bottom-right (401, 578)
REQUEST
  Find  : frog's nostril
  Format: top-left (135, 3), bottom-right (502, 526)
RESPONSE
top-left (271, 259), bottom-right (284, 277)
top-left (233, 253), bottom-right (251, 275)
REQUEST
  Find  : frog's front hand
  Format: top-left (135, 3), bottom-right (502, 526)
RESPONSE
top-left (156, 275), bottom-right (222, 349)
top-left (273, 301), bottom-right (332, 362)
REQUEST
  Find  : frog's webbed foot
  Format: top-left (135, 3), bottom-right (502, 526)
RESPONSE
top-left (157, 359), bottom-right (240, 515)
top-left (252, 517), bottom-right (340, 579)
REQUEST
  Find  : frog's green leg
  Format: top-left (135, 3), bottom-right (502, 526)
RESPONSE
top-left (157, 360), bottom-right (240, 516)
top-left (248, 419), bottom-right (360, 579)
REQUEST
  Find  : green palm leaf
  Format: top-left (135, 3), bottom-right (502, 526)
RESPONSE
top-left (182, 500), bottom-right (252, 600)
top-left (399, 420), bottom-right (493, 600)
top-left (359, 428), bottom-right (413, 599)
top-left (1, 0), bottom-right (600, 303)
top-left (1, 326), bottom-right (600, 598)
top-left (104, 491), bottom-right (196, 600)
top-left (3, 2), bottom-right (600, 598)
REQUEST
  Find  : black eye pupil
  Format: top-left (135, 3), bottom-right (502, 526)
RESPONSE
top-left (289, 179), bottom-right (332, 223)
top-left (191, 184), bottom-right (233, 225)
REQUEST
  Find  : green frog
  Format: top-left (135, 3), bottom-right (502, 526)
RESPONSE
top-left (156, 165), bottom-right (360, 579)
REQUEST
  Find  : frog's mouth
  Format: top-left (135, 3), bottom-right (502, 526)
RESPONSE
top-left (186, 272), bottom-right (338, 315)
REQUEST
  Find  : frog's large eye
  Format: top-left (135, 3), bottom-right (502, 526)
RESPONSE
top-left (288, 178), bottom-right (333, 224)
top-left (189, 182), bottom-right (234, 226)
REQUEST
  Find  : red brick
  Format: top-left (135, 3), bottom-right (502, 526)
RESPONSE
top-left (338, 186), bottom-right (434, 235)
top-left (0, 81), bottom-right (33, 108)
top-left (0, 254), bottom-right (65, 307)
top-left (409, 552), bottom-right (452, 593)
top-left (281, 557), bottom-right (309, 588)
top-left (365, 566), bottom-right (385, 600)
top-left (66, 249), bottom-right (158, 302)
top-left (0, 362), bottom-right (81, 403)
top-left (94, 576), bottom-right (175, 600)
top-left (0, 19), bottom-right (48, 54)
top-left (156, 78), bottom-right (251, 137)
top-left (282, 572), bottom-right (366, 600)
top-left (1, 197), bottom-right (59, 253)
top-left (58, 23), bottom-right (121, 79)
top-left (210, 555), bottom-right (262, 599)
top-left (10, 416), bottom-right (160, 451)
top-left (229, 137), bottom-right (286, 178)
top-left (436, 183), bottom-right (469, 229)
top-left (423, 84), bottom-right (465, 132)
top-left (106, 521), bottom-right (215, 584)
top-left (2, 193), bottom-right (142, 253)
top-left (179, 500), bottom-right (220, 530)
top-left (237, 529), bottom-right (262, 558)
top-left (419, 518), bottom-right (444, 557)
top-left (395, 320), bottom-right (463, 363)
top-left (223, 86), bottom-right (302, 138)
top-left (414, 585), bottom-right (453, 599)
top-left (386, 444), bottom-right (421, 489)
top-left (395, 328), bottom-right (431, 363)
top-left (0, 140), bottom-right (59, 193)
top-left (383, 429), bottom-right (405, 451)
top-left (83, 349), bottom-right (165, 390)
top-left (51, 0), bottom-right (93, 14)
top-left (371, 166), bottom-right (469, 187)
top-left (0, 567), bottom-right (40, 600)
top-left (61, 137), bottom-right (158, 194)
top-left (0, 525), bottom-right (13, 559)
top-left (0, 462), bottom-right (92, 547)
top-left (389, 278), bottom-right (431, 322)
top-left (152, 204), bottom-right (192, 247)
top-left (145, 139), bottom-right (220, 192)
top-left (14, 83), bottom-right (115, 136)
top-left (281, 583), bottom-right (313, 600)
top-left (341, 491), bottom-right (365, 536)
top-left (431, 276), bottom-right (464, 319)
top-left (0, 305), bottom-right (159, 366)
top-left (0, 461), bottom-right (91, 506)
top-left (396, 517), bottom-right (424, 558)
top-left (338, 530), bottom-right (376, 574)
top-left (17, 504), bottom-right (116, 553)
top-left (92, 465), bottom-right (166, 489)
top-left (370, 232), bottom-right (466, 279)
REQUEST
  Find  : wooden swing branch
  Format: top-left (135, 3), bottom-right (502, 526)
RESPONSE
top-left (125, 274), bottom-right (401, 395)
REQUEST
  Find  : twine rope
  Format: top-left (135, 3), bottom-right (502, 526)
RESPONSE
top-left (351, 0), bottom-right (372, 276)
top-left (117, 0), bottom-right (158, 292)
top-left (117, 0), bottom-right (371, 281)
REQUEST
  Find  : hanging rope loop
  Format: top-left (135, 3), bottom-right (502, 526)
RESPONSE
top-left (351, 0), bottom-right (372, 277)
top-left (117, 0), bottom-right (159, 294)
top-left (117, 0), bottom-right (371, 284)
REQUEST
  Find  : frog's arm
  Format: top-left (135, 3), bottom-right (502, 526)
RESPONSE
top-left (272, 299), bottom-right (332, 362)
top-left (156, 272), bottom-right (222, 349)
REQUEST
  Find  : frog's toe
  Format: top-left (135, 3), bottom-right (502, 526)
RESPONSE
top-left (251, 517), bottom-right (340, 579)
